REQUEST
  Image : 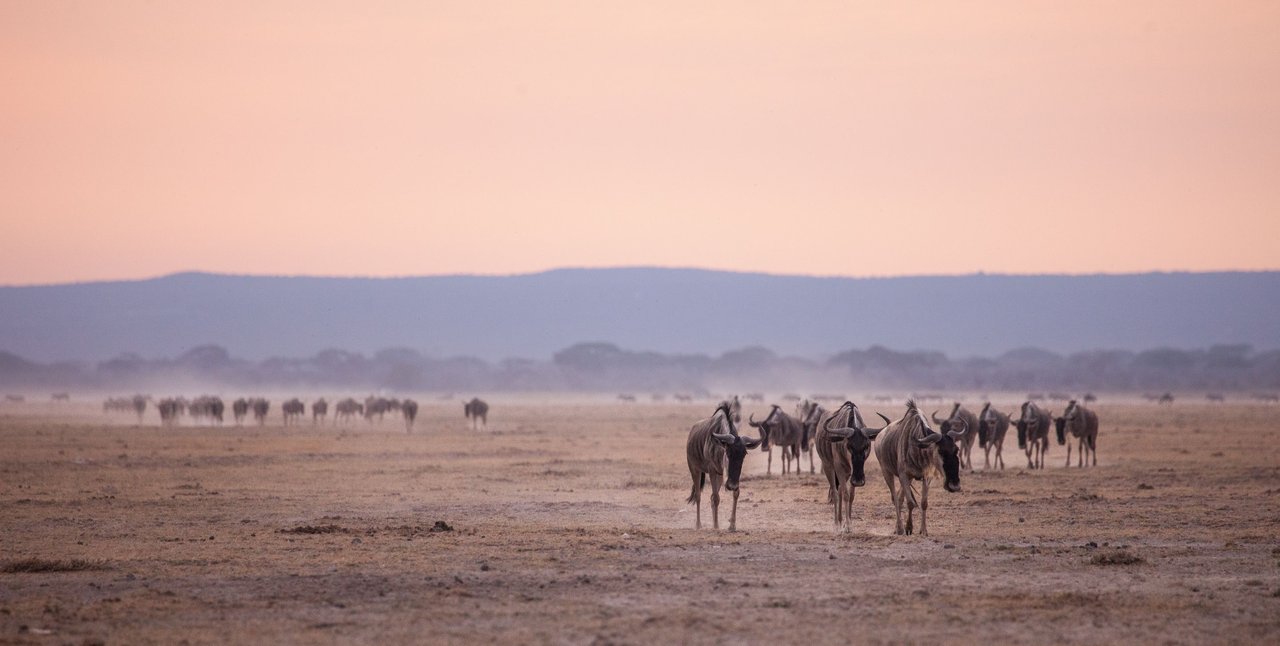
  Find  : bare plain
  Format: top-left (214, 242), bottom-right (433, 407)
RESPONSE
top-left (2, 399), bottom-right (1278, 644)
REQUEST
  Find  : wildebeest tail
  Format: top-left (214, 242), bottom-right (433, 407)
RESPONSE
top-left (800, 423), bottom-right (811, 451)
top-left (977, 420), bottom-right (989, 448)
top-left (687, 473), bottom-right (705, 504)
top-left (1016, 420), bottom-right (1027, 449)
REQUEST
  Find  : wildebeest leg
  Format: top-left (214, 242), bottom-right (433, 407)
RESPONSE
top-left (844, 485), bottom-right (856, 533)
top-left (690, 468), bottom-right (703, 529)
top-left (996, 441), bottom-right (1004, 470)
top-left (809, 446), bottom-right (815, 474)
top-left (919, 478), bottom-right (931, 537)
top-left (984, 445), bottom-right (991, 470)
top-left (1065, 441), bottom-right (1072, 468)
top-left (883, 470), bottom-right (901, 534)
top-left (901, 476), bottom-right (916, 535)
top-left (710, 474), bottom-right (723, 530)
top-left (728, 488), bottom-right (740, 531)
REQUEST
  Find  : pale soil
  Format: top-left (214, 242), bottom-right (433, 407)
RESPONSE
top-left (1, 400), bottom-right (1278, 645)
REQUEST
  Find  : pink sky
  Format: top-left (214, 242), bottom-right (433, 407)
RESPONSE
top-left (2, 1), bottom-right (1278, 285)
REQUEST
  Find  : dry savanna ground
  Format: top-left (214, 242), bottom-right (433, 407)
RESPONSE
top-left (1, 398), bottom-right (1278, 644)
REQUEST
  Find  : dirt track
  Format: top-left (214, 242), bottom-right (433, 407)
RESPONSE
top-left (2, 399), bottom-right (1278, 644)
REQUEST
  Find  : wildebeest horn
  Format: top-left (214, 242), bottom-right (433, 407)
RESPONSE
top-left (947, 418), bottom-right (968, 438)
top-left (931, 410), bottom-right (945, 425)
top-left (824, 426), bottom-right (856, 440)
top-left (740, 435), bottom-right (762, 450)
top-left (861, 413), bottom-right (893, 438)
top-left (748, 412), bottom-right (760, 426)
top-left (712, 432), bottom-right (735, 444)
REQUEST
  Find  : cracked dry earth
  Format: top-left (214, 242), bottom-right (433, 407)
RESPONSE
top-left (1, 399), bottom-right (1278, 644)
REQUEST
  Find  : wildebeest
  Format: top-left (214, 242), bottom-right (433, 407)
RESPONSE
top-left (1054, 399), bottom-right (1098, 468)
top-left (157, 398), bottom-right (183, 427)
top-left (617, 394), bottom-right (636, 403)
top-left (188, 396), bottom-right (224, 425)
top-left (51, 392), bottom-right (70, 402)
top-left (1158, 392), bottom-right (1174, 405)
top-left (251, 398), bottom-right (270, 425)
top-left (1083, 392), bottom-right (1098, 404)
top-left (718, 395), bottom-right (742, 423)
top-left (334, 398), bottom-right (363, 425)
top-left (402, 398), bottom-right (419, 432)
top-left (364, 397), bottom-right (391, 422)
top-left (875, 400), bottom-right (966, 536)
top-left (815, 401), bottom-right (890, 532)
top-left (1017, 401), bottom-right (1051, 469)
top-left (933, 403), bottom-right (979, 471)
top-left (685, 403), bottom-right (762, 531)
top-left (282, 398), bottom-right (305, 425)
top-left (747, 405), bottom-right (806, 476)
top-left (464, 397), bottom-right (489, 429)
top-left (232, 398), bottom-right (249, 425)
top-left (312, 398), bottom-right (328, 425)
top-left (798, 399), bottom-right (826, 475)
top-left (976, 403), bottom-right (1011, 470)
top-left (1206, 393), bottom-right (1225, 403)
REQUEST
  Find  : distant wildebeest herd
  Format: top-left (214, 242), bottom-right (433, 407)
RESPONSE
top-left (102, 394), bottom-right (489, 432)
top-left (687, 394), bottom-right (1108, 534)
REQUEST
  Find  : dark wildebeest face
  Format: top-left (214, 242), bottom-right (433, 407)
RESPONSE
top-left (747, 406), bottom-right (781, 451)
top-left (1054, 415), bottom-right (1067, 444)
top-left (823, 406), bottom-right (891, 487)
top-left (917, 412), bottom-right (966, 492)
top-left (711, 402), bottom-right (760, 492)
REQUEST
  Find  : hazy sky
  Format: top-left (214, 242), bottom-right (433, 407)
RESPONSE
top-left (2, 1), bottom-right (1278, 285)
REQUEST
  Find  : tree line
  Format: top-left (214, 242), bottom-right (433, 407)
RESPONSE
top-left (0, 342), bottom-right (1276, 393)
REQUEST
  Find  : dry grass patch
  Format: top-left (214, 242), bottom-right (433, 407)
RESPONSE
top-left (1090, 550), bottom-right (1144, 566)
top-left (2, 558), bottom-right (108, 573)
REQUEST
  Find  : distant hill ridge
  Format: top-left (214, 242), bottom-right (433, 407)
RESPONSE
top-left (1, 268), bottom-right (1276, 362)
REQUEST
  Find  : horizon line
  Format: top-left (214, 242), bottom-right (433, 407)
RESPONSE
top-left (4, 264), bottom-right (1280, 289)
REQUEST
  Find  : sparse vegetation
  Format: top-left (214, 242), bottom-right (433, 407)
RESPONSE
top-left (1091, 550), bottom-right (1144, 566)
top-left (2, 558), bottom-right (108, 573)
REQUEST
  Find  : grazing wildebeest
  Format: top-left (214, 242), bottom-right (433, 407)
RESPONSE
top-left (815, 401), bottom-right (890, 532)
top-left (617, 394), bottom-right (636, 403)
top-left (232, 398), bottom-right (249, 425)
top-left (1054, 399), bottom-right (1099, 467)
top-left (1017, 401), bottom-right (1051, 469)
top-left (251, 398), bottom-right (270, 425)
top-left (686, 403), bottom-right (762, 531)
top-left (464, 397), bottom-right (489, 429)
top-left (1083, 392), bottom-right (1098, 404)
top-left (933, 403), bottom-right (980, 471)
top-left (977, 403), bottom-right (1011, 470)
top-left (334, 398), bottom-right (363, 425)
top-left (1158, 392), bottom-right (1175, 405)
top-left (875, 400), bottom-right (965, 536)
top-left (282, 398), bottom-right (305, 425)
top-left (401, 398), bottom-right (419, 432)
top-left (312, 398), bottom-right (328, 425)
top-left (747, 405), bottom-right (806, 476)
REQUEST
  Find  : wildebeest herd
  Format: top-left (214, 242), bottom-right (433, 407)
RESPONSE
top-left (103, 394), bottom-right (489, 433)
top-left (688, 395), bottom-right (1101, 535)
